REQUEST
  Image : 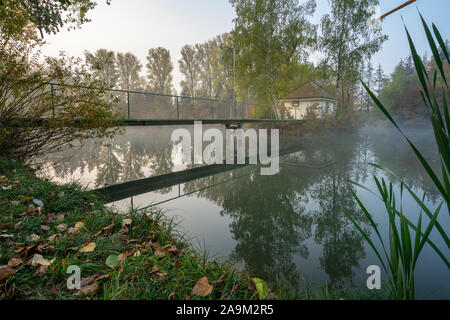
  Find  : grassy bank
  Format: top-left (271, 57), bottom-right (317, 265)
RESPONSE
top-left (0, 157), bottom-right (259, 300)
top-left (0, 157), bottom-right (378, 300)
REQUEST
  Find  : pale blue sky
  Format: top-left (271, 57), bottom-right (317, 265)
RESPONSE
top-left (41, 0), bottom-right (450, 93)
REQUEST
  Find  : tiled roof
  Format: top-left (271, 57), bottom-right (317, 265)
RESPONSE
top-left (284, 81), bottom-right (335, 100)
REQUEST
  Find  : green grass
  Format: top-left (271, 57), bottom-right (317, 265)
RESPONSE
top-left (0, 156), bottom-right (257, 300)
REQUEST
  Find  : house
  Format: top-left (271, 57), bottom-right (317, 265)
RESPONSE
top-left (280, 81), bottom-right (336, 119)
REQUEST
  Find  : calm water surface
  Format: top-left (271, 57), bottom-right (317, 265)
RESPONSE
top-left (37, 125), bottom-right (450, 298)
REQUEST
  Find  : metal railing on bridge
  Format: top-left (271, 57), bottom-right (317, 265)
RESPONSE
top-left (46, 82), bottom-right (299, 121)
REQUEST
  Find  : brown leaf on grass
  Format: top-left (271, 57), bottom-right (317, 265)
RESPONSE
top-left (117, 253), bottom-right (127, 265)
top-left (32, 265), bottom-right (49, 278)
top-left (150, 265), bottom-right (159, 274)
top-left (168, 245), bottom-right (179, 256)
top-left (46, 213), bottom-right (56, 224)
top-left (79, 242), bottom-right (96, 253)
top-left (80, 274), bottom-right (99, 287)
top-left (168, 292), bottom-right (175, 300)
top-left (7, 257), bottom-right (22, 267)
top-left (0, 234), bottom-right (13, 239)
top-left (55, 224), bottom-right (67, 232)
top-left (122, 218), bottom-right (132, 228)
top-left (80, 283), bottom-right (100, 296)
top-left (31, 254), bottom-right (51, 267)
top-left (0, 268), bottom-right (16, 281)
top-left (95, 274), bottom-right (110, 282)
top-left (14, 221), bottom-right (23, 229)
top-left (15, 242), bottom-right (41, 258)
top-left (41, 225), bottom-right (50, 231)
top-left (174, 260), bottom-right (183, 268)
top-left (48, 287), bottom-right (60, 297)
top-left (56, 214), bottom-right (65, 222)
top-left (47, 233), bottom-right (62, 242)
top-left (67, 227), bottom-right (79, 235)
top-left (154, 244), bottom-right (170, 257)
top-left (184, 295), bottom-right (191, 300)
top-left (92, 223), bottom-right (114, 238)
top-left (192, 277), bottom-right (213, 297)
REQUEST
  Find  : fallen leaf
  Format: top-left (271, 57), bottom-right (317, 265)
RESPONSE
top-left (47, 233), bottom-right (61, 242)
top-left (7, 257), bottom-right (22, 267)
top-left (56, 224), bottom-right (67, 232)
top-left (15, 242), bottom-right (40, 258)
top-left (75, 221), bottom-right (84, 229)
top-left (0, 268), bottom-right (16, 281)
top-left (0, 234), bottom-right (13, 239)
top-left (14, 221), bottom-right (23, 229)
top-left (168, 245), bottom-right (179, 256)
top-left (80, 283), bottom-right (99, 296)
top-left (32, 265), bottom-right (48, 278)
top-left (92, 223), bottom-right (114, 238)
top-left (118, 253), bottom-right (127, 264)
top-left (168, 292), bottom-right (175, 300)
top-left (20, 196), bottom-right (33, 203)
top-left (122, 218), bottom-right (132, 228)
top-left (41, 225), bottom-right (50, 231)
top-left (105, 255), bottom-right (121, 269)
top-left (80, 242), bottom-right (96, 253)
top-left (95, 274), bottom-right (110, 282)
top-left (56, 214), bottom-right (65, 222)
top-left (67, 227), bottom-right (79, 235)
top-left (252, 278), bottom-right (268, 300)
top-left (192, 277), bottom-right (213, 297)
top-left (31, 254), bottom-right (51, 267)
top-left (133, 250), bottom-right (141, 257)
top-left (154, 244), bottom-right (170, 257)
top-left (150, 265), bottom-right (159, 274)
top-left (28, 234), bottom-right (40, 242)
top-left (174, 260), bottom-right (182, 268)
top-left (80, 274), bottom-right (98, 287)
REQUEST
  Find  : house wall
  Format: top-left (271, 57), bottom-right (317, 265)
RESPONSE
top-left (282, 99), bottom-right (335, 119)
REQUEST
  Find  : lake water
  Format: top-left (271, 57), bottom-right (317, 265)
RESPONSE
top-left (36, 124), bottom-right (450, 299)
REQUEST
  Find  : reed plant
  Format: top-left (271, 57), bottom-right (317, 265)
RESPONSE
top-left (345, 14), bottom-right (450, 300)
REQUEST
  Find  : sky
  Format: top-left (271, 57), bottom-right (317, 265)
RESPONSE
top-left (40, 0), bottom-right (450, 93)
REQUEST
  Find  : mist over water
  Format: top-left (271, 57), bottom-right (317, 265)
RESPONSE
top-left (36, 123), bottom-right (449, 298)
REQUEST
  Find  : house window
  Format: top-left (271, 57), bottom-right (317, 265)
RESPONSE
top-left (293, 102), bottom-right (299, 108)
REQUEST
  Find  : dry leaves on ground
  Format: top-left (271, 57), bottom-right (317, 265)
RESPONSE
top-left (192, 276), bottom-right (213, 297)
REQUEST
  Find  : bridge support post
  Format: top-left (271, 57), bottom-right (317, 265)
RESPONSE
top-left (51, 83), bottom-right (55, 118)
top-left (127, 92), bottom-right (130, 119)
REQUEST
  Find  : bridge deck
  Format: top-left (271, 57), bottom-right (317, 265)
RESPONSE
top-left (14, 118), bottom-right (306, 127)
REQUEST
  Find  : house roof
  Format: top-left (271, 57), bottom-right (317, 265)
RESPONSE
top-left (283, 81), bottom-right (335, 101)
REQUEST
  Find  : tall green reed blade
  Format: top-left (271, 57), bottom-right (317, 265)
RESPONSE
top-left (347, 15), bottom-right (449, 299)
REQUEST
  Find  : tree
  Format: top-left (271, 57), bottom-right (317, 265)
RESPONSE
top-left (146, 47), bottom-right (174, 95)
top-left (320, 0), bottom-right (387, 116)
top-left (0, 38), bottom-right (123, 163)
top-left (0, 0), bottom-right (111, 42)
top-left (374, 63), bottom-right (386, 96)
top-left (365, 59), bottom-right (374, 110)
top-left (85, 49), bottom-right (119, 88)
top-left (178, 45), bottom-right (200, 97)
top-left (229, 0), bottom-right (317, 118)
top-left (116, 52), bottom-right (142, 91)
